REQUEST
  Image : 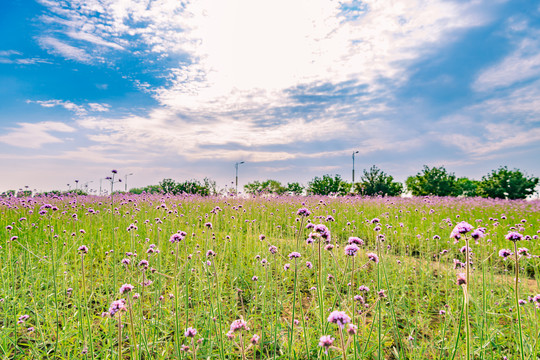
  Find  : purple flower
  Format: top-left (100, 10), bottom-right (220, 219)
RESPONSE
top-left (327, 310), bottom-right (351, 328)
top-left (170, 230), bottom-right (187, 243)
top-left (450, 221), bottom-right (474, 239)
top-left (471, 228), bottom-right (486, 240)
top-left (378, 289), bottom-right (387, 298)
top-left (517, 248), bottom-right (530, 257)
top-left (288, 252), bottom-right (301, 260)
top-left (347, 323), bottom-right (358, 335)
top-left (206, 250), bottom-right (216, 257)
top-left (367, 252), bottom-right (379, 263)
top-left (371, 218), bottom-right (380, 224)
top-left (268, 245), bottom-right (278, 254)
top-left (119, 284), bottom-right (134, 294)
top-left (108, 299), bottom-right (126, 317)
top-left (439, 310), bottom-right (446, 315)
top-left (505, 232), bottom-right (523, 242)
top-left (205, 222), bottom-right (212, 229)
top-left (498, 249), bottom-right (513, 260)
top-left (296, 208), bottom-right (311, 217)
top-left (284, 263), bottom-right (291, 270)
top-left (250, 334), bottom-right (260, 344)
top-left (185, 327), bottom-right (197, 337)
top-left (358, 285), bottom-right (370, 292)
top-left (344, 244), bottom-right (359, 256)
top-left (230, 319), bottom-right (249, 332)
top-left (456, 273), bottom-right (467, 286)
top-left (306, 261), bottom-right (313, 269)
top-left (77, 245), bottom-right (89, 254)
top-left (318, 335), bottom-right (334, 353)
top-left (348, 237), bottom-right (364, 246)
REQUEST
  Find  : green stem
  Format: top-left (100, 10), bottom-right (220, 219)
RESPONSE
top-left (514, 241), bottom-right (525, 360)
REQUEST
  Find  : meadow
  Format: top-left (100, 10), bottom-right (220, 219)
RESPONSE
top-left (1, 193), bottom-right (539, 359)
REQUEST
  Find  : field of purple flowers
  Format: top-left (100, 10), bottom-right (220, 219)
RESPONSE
top-left (1, 193), bottom-right (539, 359)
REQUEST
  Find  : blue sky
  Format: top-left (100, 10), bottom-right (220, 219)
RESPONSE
top-left (1, 0), bottom-right (539, 193)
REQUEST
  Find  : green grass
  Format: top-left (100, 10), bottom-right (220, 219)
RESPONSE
top-left (0, 194), bottom-right (539, 359)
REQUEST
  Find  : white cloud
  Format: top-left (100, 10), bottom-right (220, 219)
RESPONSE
top-left (66, 31), bottom-right (125, 50)
top-left (39, 36), bottom-right (91, 62)
top-left (0, 122), bottom-right (75, 149)
top-left (28, 99), bottom-right (111, 115)
top-left (473, 38), bottom-right (540, 92)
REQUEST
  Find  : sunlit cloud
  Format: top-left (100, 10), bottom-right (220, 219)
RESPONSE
top-left (0, 122), bottom-right (75, 149)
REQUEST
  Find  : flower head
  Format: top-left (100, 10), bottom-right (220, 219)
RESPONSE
top-left (327, 310), bottom-right (351, 328)
top-left (78, 245), bottom-right (88, 254)
top-left (185, 327), bottom-right (197, 338)
top-left (296, 208), bottom-right (311, 217)
top-left (456, 273), bottom-right (467, 286)
top-left (348, 237), bottom-right (364, 246)
top-left (450, 221), bottom-right (474, 240)
top-left (344, 244), bottom-right (359, 256)
top-left (229, 319), bottom-right (249, 332)
top-left (498, 249), bottom-right (513, 260)
top-left (288, 252), bottom-right (301, 260)
top-left (505, 231), bottom-right (523, 242)
top-left (367, 252), bottom-right (379, 263)
top-left (318, 335), bottom-right (334, 353)
top-left (108, 299), bottom-right (126, 317)
top-left (119, 283), bottom-right (134, 294)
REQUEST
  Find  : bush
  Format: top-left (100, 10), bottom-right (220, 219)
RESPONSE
top-left (479, 167), bottom-right (539, 199)
top-left (406, 166), bottom-right (459, 196)
top-left (356, 165), bottom-right (403, 196)
top-left (307, 174), bottom-right (350, 196)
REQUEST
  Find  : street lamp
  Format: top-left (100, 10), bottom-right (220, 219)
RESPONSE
top-left (352, 151), bottom-right (359, 184)
top-left (75, 179), bottom-right (79, 190)
top-left (125, 173), bottom-right (134, 192)
top-left (235, 161), bottom-right (245, 195)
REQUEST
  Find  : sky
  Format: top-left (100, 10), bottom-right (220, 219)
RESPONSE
top-left (1, 0), bottom-right (540, 193)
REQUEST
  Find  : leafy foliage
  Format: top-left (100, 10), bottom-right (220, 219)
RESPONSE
top-left (456, 177), bottom-right (481, 197)
top-left (244, 180), bottom-right (287, 195)
top-left (307, 174), bottom-right (351, 196)
top-left (157, 178), bottom-right (216, 196)
top-left (356, 165), bottom-right (403, 196)
top-left (479, 167), bottom-right (539, 199)
top-left (406, 166), bottom-right (459, 196)
top-left (286, 182), bottom-right (304, 195)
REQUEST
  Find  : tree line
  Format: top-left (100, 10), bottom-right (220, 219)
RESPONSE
top-left (243, 165), bottom-right (538, 199)
top-left (2, 165), bottom-right (538, 199)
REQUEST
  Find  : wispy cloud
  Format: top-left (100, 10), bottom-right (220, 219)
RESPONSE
top-left (0, 121), bottom-right (75, 149)
top-left (38, 36), bottom-right (91, 63)
top-left (0, 49), bottom-right (50, 64)
top-left (27, 99), bottom-right (111, 116)
top-left (473, 37), bottom-right (540, 92)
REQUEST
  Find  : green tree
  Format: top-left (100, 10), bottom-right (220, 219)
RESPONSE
top-left (479, 167), bottom-right (539, 199)
top-left (159, 178), bottom-right (177, 194)
top-left (456, 177), bottom-right (480, 197)
top-left (356, 165), bottom-right (403, 196)
top-left (405, 166), bottom-right (459, 196)
top-left (287, 182), bottom-right (304, 195)
top-left (307, 174), bottom-right (350, 196)
top-left (244, 180), bottom-right (287, 195)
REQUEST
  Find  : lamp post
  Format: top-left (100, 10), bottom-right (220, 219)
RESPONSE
top-left (352, 151), bottom-right (359, 184)
top-left (235, 161), bottom-right (245, 195)
top-left (75, 180), bottom-right (79, 190)
top-left (125, 173), bottom-right (134, 192)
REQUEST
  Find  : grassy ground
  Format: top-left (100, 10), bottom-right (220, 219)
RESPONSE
top-left (1, 194), bottom-right (539, 359)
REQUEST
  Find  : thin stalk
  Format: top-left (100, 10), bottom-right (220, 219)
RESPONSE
top-left (513, 241), bottom-right (525, 360)
top-left (288, 259), bottom-right (299, 359)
